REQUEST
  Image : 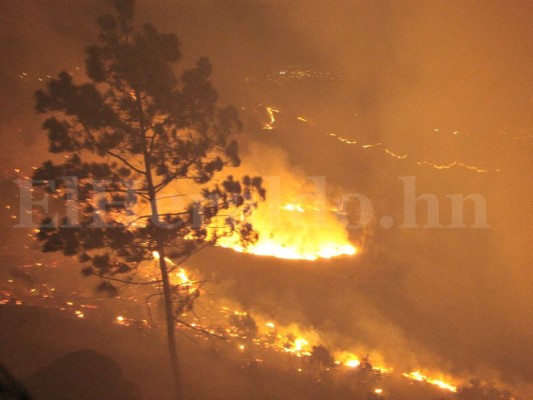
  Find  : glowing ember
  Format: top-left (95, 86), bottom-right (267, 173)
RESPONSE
top-left (262, 106), bottom-right (279, 130)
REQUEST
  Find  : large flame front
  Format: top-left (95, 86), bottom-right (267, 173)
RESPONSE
top-left (216, 202), bottom-right (357, 260)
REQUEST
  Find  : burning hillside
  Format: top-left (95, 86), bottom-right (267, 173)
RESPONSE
top-left (215, 201), bottom-right (357, 260)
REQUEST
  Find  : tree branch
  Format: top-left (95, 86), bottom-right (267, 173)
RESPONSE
top-left (80, 122), bottom-right (147, 175)
top-left (92, 271), bottom-right (162, 286)
top-left (175, 318), bottom-right (227, 341)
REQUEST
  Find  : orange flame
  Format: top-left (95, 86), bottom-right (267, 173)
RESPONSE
top-left (402, 370), bottom-right (457, 392)
top-left (262, 106), bottom-right (280, 130)
top-left (216, 202), bottom-right (357, 260)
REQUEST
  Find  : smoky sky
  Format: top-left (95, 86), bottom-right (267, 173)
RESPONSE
top-left (1, 0), bottom-right (531, 171)
top-left (0, 0), bottom-right (532, 395)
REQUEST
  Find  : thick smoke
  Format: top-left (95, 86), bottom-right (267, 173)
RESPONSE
top-left (0, 0), bottom-right (531, 396)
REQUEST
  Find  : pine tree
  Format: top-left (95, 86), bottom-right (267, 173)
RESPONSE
top-left (31, 1), bottom-right (264, 398)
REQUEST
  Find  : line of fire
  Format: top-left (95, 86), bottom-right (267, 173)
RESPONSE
top-left (0, 1), bottom-right (530, 400)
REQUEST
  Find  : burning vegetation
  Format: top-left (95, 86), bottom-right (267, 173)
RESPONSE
top-left (0, 0), bottom-right (531, 399)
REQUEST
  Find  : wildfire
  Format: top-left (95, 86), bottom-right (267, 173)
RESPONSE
top-left (216, 202), bottom-right (357, 260)
top-left (152, 251), bottom-right (193, 286)
top-left (402, 370), bottom-right (457, 393)
top-left (175, 268), bottom-right (190, 285)
top-left (345, 359), bottom-right (361, 368)
top-left (416, 160), bottom-right (489, 173)
top-left (295, 110), bottom-right (499, 172)
top-left (384, 148), bottom-right (407, 159)
top-left (285, 337), bottom-right (311, 356)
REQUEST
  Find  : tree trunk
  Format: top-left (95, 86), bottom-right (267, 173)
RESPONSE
top-left (157, 242), bottom-right (184, 400)
top-left (136, 89), bottom-right (184, 400)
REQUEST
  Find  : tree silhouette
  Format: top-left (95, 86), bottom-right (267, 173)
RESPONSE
top-left (351, 355), bottom-right (380, 394)
top-left (0, 365), bottom-right (32, 400)
top-left (309, 345), bottom-right (335, 370)
top-left (31, 1), bottom-right (264, 399)
top-left (229, 313), bottom-right (258, 340)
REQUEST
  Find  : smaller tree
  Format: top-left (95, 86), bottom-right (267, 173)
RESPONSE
top-left (309, 345), bottom-right (336, 383)
top-left (351, 355), bottom-right (381, 394)
top-left (229, 313), bottom-right (259, 340)
top-left (309, 345), bottom-right (335, 370)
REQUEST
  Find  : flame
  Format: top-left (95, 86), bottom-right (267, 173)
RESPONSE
top-left (345, 359), bottom-right (361, 368)
top-left (333, 351), bottom-right (393, 373)
top-left (152, 251), bottom-right (192, 286)
top-left (262, 106), bottom-right (280, 130)
top-left (152, 250), bottom-right (176, 268)
top-left (123, 140), bottom-right (357, 262)
top-left (284, 337), bottom-right (312, 356)
top-left (417, 160), bottom-right (489, 173)
top-left (175, 268), bottom-right (190, 285)
top-left (325, 120), bottom-right (498, 172)
top-left (402, 370), bottom-right (457, 392)
top-left (328, 132), bottom-right (357, 145)
top-left (281, 203), bottom-right (305, 212)
top-left (291, 338), bottom-right (309, 352)
top-left (384, 148), bottom-right (408, 159)
top-left (362, 143), bottom-right (382, 148)
top-left (333, 351), bottom-right (361, 367)
top-left (215, 202), bottom-right (356, 261)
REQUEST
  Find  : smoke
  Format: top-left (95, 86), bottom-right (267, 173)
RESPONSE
top-left (1, 0), bottom-right (532, 396)
top-left (180, 0), bottom-right (532, 391)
